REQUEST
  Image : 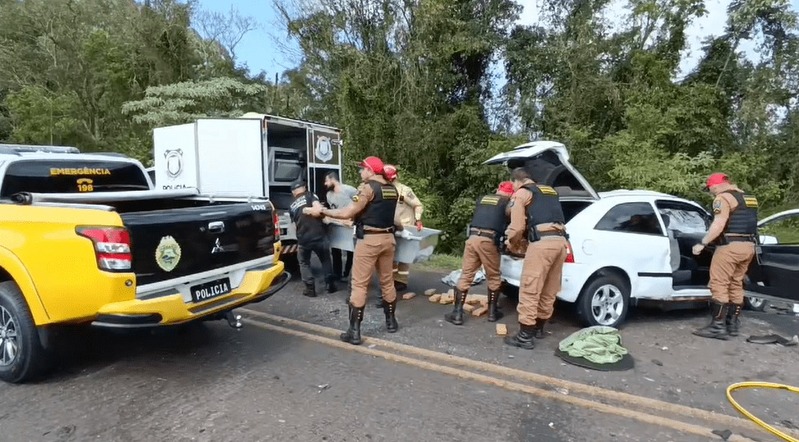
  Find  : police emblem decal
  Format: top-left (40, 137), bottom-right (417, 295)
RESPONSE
top-left (314, 136), bottom-right (333, 162)
top-left (164, 149), bottom-right (184, 178)
top-left (155, 235), bottom-right (182, 272)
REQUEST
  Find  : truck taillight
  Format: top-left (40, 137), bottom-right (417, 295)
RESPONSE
top-left (76, 226), bottom-right (132, 271)
top-left (565, 242), bottom-right (575, 263)
top-left (273, 213), bottom-right (280, 240)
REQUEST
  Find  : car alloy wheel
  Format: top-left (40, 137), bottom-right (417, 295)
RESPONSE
top-left (0, 306), bottom-right (19, 367)
top-left (590, 284), bottom-right (625, 326)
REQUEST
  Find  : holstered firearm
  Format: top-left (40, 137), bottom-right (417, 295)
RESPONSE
top-left (527, 227), bottom-right (540, 243)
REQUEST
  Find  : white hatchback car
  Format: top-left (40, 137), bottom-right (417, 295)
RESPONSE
top-left (484, 141), bottom-right (772, 328)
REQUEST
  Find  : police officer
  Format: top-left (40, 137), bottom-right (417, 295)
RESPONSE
top-left (289, 180), bottom-right (337, 297)
top-left (383, 164), bottom-right (424, 293)
top-left (308, 156), bottom-right (403, 345)
top-left (445, 181), bottom-right (514, 326)
top-left (503, 168), bottom-right (569, 349)
top-left (692, 173), bottom-right (758, 339)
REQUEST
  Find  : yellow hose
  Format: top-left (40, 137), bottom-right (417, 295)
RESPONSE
top-left (726, 381), bottom-right (799, 442)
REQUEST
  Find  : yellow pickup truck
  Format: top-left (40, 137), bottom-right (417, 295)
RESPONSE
top-left (0, 144), bottom-right (289, 383)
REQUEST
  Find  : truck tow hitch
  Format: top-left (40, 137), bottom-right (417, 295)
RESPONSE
top-left (224, 311), bottom-right (243, 330)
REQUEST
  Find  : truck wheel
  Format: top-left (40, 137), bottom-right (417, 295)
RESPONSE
top-left (282, 254), bottom-right (300, 278)
top-left (0, 281), bottom-right (50, 383)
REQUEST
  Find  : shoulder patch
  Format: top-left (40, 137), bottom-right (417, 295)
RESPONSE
top-left (743, 196), bottom-right (759, 208)
top-left (536, 185), bottom-right (558, 196)
top-left (381, 186), bottom-right (398, 200)
top-left (480, 196), bottom-right (500, 205)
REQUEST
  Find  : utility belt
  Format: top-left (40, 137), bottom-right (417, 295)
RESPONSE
top-left (528, 227), bottom-right (568, 243)
top-left (355, 224), bottom-right (395, 239)
top-left (719, 233), bottom-right (757, 245)
top-left (469, 228), bottom-right (498, 240)
top-left (470, 227), bottom-right (506, 251)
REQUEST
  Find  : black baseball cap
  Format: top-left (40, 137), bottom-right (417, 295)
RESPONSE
top-left (290, 180), bottom-right (306, 191)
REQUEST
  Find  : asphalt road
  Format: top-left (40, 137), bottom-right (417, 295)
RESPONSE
top-left (0, 264), bottom-right (797, 442)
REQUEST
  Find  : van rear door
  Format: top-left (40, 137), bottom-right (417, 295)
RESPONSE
top-left (306, 127), bottom-right (342, 205)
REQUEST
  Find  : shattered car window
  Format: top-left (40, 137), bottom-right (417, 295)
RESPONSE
top-left (658, 207), bottom-right (709, 234)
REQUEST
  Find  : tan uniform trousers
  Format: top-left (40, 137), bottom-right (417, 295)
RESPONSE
top-left (456, 236), bottom-right (502, 293)
top-left (518, 237), bottom-right (568, 326)
top-left (350, 233), bottom-right (397, 308)
top-left (709, 241), bottom-right (756, 305)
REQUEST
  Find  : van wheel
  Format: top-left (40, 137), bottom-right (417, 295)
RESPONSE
top-left (576, 274), bottom-right (630, 328)
top-left (0, 281), bottom-right (50, 383)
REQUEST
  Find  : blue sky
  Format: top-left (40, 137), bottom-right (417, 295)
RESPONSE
top-left (197, 0), bottom-right (799, 81)
top-left (195, 0), bottom-right (299, 78)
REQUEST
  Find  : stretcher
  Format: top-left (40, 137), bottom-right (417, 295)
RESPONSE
top-left (326, 221), bottom-right (441, 264)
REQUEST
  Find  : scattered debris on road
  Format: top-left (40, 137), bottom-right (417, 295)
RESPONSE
top-left (440, 269), bottom-right (485, 287)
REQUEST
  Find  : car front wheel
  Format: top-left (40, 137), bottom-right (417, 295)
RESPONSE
top-left (576, 274), bottom-right (631, 328)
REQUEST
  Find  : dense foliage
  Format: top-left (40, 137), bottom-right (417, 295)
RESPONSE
top-left (1, 0), bottom-right (797, 252)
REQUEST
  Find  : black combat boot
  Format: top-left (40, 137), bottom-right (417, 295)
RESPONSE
top-left (326, 276), bottom-right (338, 294)
top-left (340, 303), bottom-right (364, 345)
top-left (487, 290), bottom-right (504, 322)
top-left (692, 300), bottom-right (729, 340)
top-left (726, 303), bottom-right (743, 337)
top-left (504, 323), bottom-right (536, 349)
top-left (532, 319), bottom-right (547, 339)
top-left (382, 299), bottom-right (399, 333)
top-left (303, 281), bottom-right (316, 298)
top-left (444, 289), bottom-right (467, 325)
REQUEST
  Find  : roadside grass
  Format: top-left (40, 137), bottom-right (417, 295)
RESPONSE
top-left (413, 253), bottom-right (462, 272)
top-left (762, 224), bottom-right (799, 244)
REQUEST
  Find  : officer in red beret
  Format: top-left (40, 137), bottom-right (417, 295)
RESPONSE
top-left (444, 181), bottom-right (514, 326)
top-left (309, 156), bottom-right (403, 345)
top-left (692, 173), bottom-right (759, 339)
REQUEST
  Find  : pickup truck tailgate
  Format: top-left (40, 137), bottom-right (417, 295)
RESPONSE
top-left (122, 204), bottom-right (276, 286)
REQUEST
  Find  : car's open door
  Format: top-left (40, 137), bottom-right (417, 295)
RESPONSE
top-left (746, 209), bottom-right (799, 302)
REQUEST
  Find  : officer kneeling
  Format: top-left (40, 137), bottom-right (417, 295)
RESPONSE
top-left (307, 156), bottom-right (403, 345)
top-left (445, 181), bottom-right (514, 325)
